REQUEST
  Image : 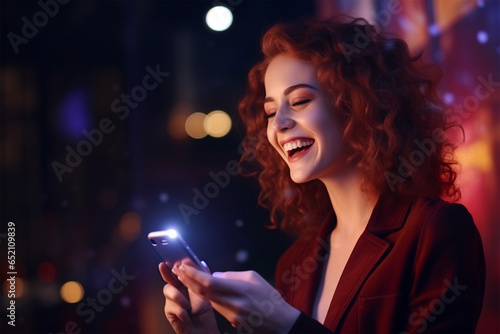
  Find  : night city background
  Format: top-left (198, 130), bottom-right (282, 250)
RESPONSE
top-left (1, 0), bottom-right (499, 333)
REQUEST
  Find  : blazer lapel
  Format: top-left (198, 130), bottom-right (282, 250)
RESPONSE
top-left (322, 231), bottom-right (390, 330)
top-left (291, 211), bottom-right (337, 315)
top-left (323, 194), bottom-right (411, 331)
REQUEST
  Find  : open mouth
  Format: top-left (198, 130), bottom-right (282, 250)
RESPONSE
top-left (283, 139), bottom-right (314, 158)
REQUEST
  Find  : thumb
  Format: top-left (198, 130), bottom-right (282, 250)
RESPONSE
top-left (201, 260), bottom-right (211, 274)
top-left (212, 270), bottom-right (263, 284)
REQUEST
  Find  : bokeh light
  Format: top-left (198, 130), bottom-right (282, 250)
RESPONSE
top-left (3, 277), bottom-right (28, 298)
top-left (15, 278), bottom-right (28, 298)
top-left (428, 24), bottom-right (440, 36)
top-left (60, 281), bottom-right (84, 303)
top-left (159, 192), bottom-right (169, 203)
top-left (443, 92), bottom-right (455, 105)
top-left (206, 6), bottom-right (233, 32)
top-left (37, 262), bottom-right (57, 284)
top-left (185, 112), bottom-right (207, 139)
top-left (477, 30), bottom-right (489, 44)
top-left (167, 111), bottom-right (189, 140)
top-left (121, 296), bottom-right (131, 307)
top-left (57, 87), bottom-right (90, 140)
top-left (235, 249), bottom-right (249, 263)
top-left (118, 211), bottom-right (142, 242)
top-left (204, 110), bottom-right (232, 138)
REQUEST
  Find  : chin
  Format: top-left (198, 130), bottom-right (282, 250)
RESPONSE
top-left (289, 170), bottom-right (313, 184)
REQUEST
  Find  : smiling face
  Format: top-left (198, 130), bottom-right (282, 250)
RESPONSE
top-left (264, 55), bottom-right (347, 184)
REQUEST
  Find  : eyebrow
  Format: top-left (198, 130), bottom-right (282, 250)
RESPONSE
top-left (264, 83), bottom-right (318, 103)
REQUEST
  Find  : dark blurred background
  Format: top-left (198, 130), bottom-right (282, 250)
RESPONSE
top-left (1, 0), bottom-right (498, 333)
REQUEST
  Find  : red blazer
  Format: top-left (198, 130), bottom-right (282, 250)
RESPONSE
top-left (275, 196), bottom-right (485, 333)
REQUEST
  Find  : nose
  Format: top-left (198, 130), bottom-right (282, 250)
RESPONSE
top-left (272, 106), bottom-right (295, 132)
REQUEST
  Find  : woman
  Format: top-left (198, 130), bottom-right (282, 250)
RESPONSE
top-left (159, 17), bottom-right (485, 333)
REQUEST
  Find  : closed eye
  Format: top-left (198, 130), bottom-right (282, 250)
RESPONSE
top-left (291, 99), bottom-right (311, 109)
top-left (264, 112), bottom-right (276, 119)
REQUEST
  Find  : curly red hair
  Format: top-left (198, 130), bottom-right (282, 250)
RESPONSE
top-left (238, 17), bottom-right (459, 237)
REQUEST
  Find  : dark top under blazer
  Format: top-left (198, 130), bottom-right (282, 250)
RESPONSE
top-left (275, 196), bottom-right (486, 334)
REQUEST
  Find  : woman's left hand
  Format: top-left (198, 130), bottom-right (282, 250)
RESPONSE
top-left (176, 264), bottom-right (300, 334)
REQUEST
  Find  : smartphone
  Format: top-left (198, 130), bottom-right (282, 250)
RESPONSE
top-left (148, 229), bottom-right (207, 273)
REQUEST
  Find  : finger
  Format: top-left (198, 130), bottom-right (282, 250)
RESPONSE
top-left (208, 300), bottom-right (246, 329)
top-left (212, 270), bottom-right (262, 284)
top-left (164, 298), bottom-right (190, 323)
top-left (177, 265), bottom-right (249, 300)
top-left (163, 284), bottom-right (191, 311)
top-left (201, 260), bottom-right (211, 274)
top-left (158, 262), bottom-right (185, 290)
top-left (176, 264), bottom-right (212, 294)
top-left (179, 258), bottom-right (211, 274)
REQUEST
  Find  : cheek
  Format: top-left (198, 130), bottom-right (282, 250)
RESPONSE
top-left (323, 124), bottom-right (345, 158)
top-left (266, 126), bottom-right (272, 143)
top-left (314, 113), bottom-right (344, 152)
top-left (266, 126), bottom-right (275, 146)
top-left (267, 126), bottom-right (283, 155)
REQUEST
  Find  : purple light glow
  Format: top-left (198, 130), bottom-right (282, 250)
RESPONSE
top-left (443, 92), bottom-right (455, 105)
top-left (57, 87), bottom-right (91, 140)
top-left (428, 24), bottom-right (441, 36)
top-left (477, 30), bottom-right (489, 44)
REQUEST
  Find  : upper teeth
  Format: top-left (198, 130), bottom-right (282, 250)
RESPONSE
top-left (283, 139), bottom-right (314, 152)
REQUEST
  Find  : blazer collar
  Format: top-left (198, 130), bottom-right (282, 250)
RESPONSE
top-left (295, 193), bottom-right (412, 330)
top-left (366, 192), bottom-right (412, 234)
top-left (314, 191), bottom-right (412, 241)
top-left (315, 192), bottom-right (412, 239)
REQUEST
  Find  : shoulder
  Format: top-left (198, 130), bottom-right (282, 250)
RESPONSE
top-left (405, 197), bottom-right (479, 239)
top-left (410, 197), bottom-right (470, 218)
top-left (404, 197), bottom-right (485, 273)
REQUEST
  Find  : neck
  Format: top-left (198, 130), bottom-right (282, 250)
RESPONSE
top-left (320, 168), bottom-right (379, 236)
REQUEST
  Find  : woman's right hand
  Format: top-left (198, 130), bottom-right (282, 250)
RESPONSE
top-left (159, 262), bottom-right (219, 334)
